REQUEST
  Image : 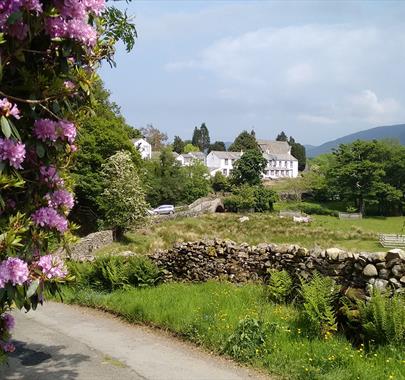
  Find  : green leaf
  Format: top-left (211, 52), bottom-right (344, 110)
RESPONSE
top-left (27, 279), bottom-right (40, 298)
top-left (0, 161), bottom-right (5, 173)
top-left (8, 119), bottom-right (21, 140)
top-left (7, 11), bottom-right (23, 26)
top-left (1, 116), bottom-right (11, 138)
top-left (36, 143), bottom-right (46, 158)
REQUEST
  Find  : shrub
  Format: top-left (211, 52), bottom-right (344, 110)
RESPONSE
top-left (357, 290), bottom-right (405, 346)
top-left (299, 273), bottom-right (341, 337)
top-left (266, 270), bottom-right (293, 303)
top-left (222, 317), bottom-right (270, 362)
top-left (223, 185), bottom-right (277, 212)
top-left (68, 255), bottom-right (162, 292)
top-left (253, 186), bottom-right (278, 212)
top-left (211, 171), bottom-right (230, 193)
top-left (285, 202), bottom-right (338, 216)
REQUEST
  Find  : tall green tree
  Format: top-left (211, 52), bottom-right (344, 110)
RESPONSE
top-left (172, 136), bottom-right (185, 154)
top-left (289, 136), bottom-right (307, 171)
top-left (208, 141), bottom-right (226, 153)
top-left (99, 151), bottom-right (148, 240)
top-left (229, 130), bottom-right (259, 152)
top-left (329, 140), bottom-right (401, 215)
top-left (230, 149), bottom-right (267, 185)
top-left (71, 82), bottom-right (142, 232)
top-left (184, 143), bottom-right (200, 153)
top-left (181, 161), bottom-right (211, 204)
top-left (191, 127), bottom-right (201, 149)
top-left (276, 131), bottom-right (288, 141)
top-left (199, 123), bottom-right (211, 152)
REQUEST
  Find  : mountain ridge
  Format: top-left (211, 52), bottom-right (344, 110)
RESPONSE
top-left (305, 124), bottom-right (405, 157)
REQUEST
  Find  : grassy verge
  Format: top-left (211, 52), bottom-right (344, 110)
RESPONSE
top-left (95, 213), bottom-right (405, 256)
top-left (58, 282), bottom-right (404, 380)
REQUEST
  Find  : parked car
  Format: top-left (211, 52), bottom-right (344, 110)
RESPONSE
top-left (152, 205), bottom-right (175, 215)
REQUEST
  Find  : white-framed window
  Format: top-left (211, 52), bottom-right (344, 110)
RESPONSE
top-left (225, 158), bottom-right (229, 165)
top-left (223, 168), bottom-right (228, 175)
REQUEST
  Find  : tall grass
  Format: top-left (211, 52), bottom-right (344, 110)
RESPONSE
top-left (59, 282), bottom-right (405, 380)
top-left (94, 213), bottom-right (404, 257)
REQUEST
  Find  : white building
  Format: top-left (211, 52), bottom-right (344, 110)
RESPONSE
top-left (206, 151), bottom-right (242, 177)
top-left (206, 140), bottom-right (298, 179)
top-left (132, 138), bottom-right (152, 160)
top-left (176, 152), bottom-right (206, 166)
top-left (257, 140), bottom-right (298, 179)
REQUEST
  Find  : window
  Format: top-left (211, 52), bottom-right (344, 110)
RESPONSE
top-left (264, 170), bottom-right (269, 176)
top-left (223, 169), bottom-right (228, 175)
top-left (225, 158), bottom-right (229, 165)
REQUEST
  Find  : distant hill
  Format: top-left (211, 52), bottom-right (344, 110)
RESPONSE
top-left (305, 124), bottom-right (405, 157)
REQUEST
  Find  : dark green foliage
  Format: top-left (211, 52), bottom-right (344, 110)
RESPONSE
top-left (283, 202), bottom-right (338, 216)
top-left (329, 140), bottom-right (405, 215)
top-left (223, 317), bottom-right (270, 362)
top-left (211, 171), bottom-right (230, 193)
top-left (223, 185), bottom-right (277, 212)
top-left (299, 273), bottom-right (341, 337)
top-left (290, 139), bottom-right (307, 172)
top-left (230, 149), bottom-right (267, 186)
top-left (192, 123), bottom-right (210, 152)
top-left (71, 82), bottom-right (141, 232)
top-left (266, 270), bottom-right (293, 303)
top-left (145, 149), bottom-right (210, 207)
top-left (253, 186), bottom-right (278, 212)
top-left (228, 130), bottom-right (259, 152)
top-left (172, 135), bottom-right (185, 154)
top-left (208, 141), bottom-right (226, 153)
top-left (357, 290), bottom-right (405, 345)
top-left (276, 131), bottom-right (288, 141)
top-left (68, 255), bottom-right (162, 292)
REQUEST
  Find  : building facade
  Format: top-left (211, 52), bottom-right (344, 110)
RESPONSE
top-left (132, 138), bottom-right (152, 160)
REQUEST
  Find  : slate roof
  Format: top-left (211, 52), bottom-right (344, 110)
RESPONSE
top-left (209, 151), bottom-right (242, 160)
top-left (263, 153), bottom-right (297, 161)
top-left (257, 140), bottom-right (291, 155)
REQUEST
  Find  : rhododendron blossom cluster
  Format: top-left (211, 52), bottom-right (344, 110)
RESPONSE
top-left (0, 0), bottom-right (132, 362)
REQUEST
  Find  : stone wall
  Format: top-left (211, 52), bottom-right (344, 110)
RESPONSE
top-left (62, 230), bottom-right (113, 260)
top-left (149, 240), bottom-right (405, 292)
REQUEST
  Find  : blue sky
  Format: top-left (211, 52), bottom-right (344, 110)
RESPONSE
top-left (100, 0), bottom-right (405, 145)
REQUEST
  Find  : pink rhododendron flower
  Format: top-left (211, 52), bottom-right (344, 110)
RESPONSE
top-left (34, 119), bottom-right (77, 144)
top-left (64, 80), bottom-right (76, 90)
top-left (0, 138), bottom-right (26, 169)
top-left (2, 342), bottom-right (16, 353)
top-left (40, 165), bottom-right (64, 187)
top-left (32, 207), bottom-right (68, 233)
top-left (0, 257), bottom-right (29, 287)
top-left (2, 314), bottom-right (15, 331)
top-left (38, 255), bottom-right (67, 279)
top-left (46, 189), bottom-right (74, 210)
top-left (0, 98), bottom-right (20, 119)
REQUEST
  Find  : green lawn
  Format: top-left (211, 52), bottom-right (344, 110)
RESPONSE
top-left (59, 282), bottom-right (405, 380)
top-left (95, 212), bottom-right (405, 256)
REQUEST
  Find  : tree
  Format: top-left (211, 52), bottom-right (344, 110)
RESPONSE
top-left (290, 140), bottom-right (307, 171)
top-left (191, 123), bottom-right (210, 152)
top-left (181, 161), bottom-right (211, 204)
top-left (183, 143), bottom-right (200, 153)
top-left (208, 141), bottom-right (226, 153)
top-left (230, 150), bottom-right (267, 185)
top-left (211, 171), bottom-right (230, 193)
top-left (199, 123), bottom-right (211, 152)
top-left (228, 131), bottom-right (259, 152)
top-left (71, 82), bottom-right (141, 233)
top-left (0, 0), bottom-right (137, 358)
top-left (276, 131), bottom-right (288, 141)
top-left (191, 127), bottom-right (201, 149)
top-left (99, 151), bottom-right (148, 240)
top-left (141, 124), bottom-right (168, 151)
top-left (172, 136), bottom-right (185, 154)
top-left (329, 140), bottom-right (389, 214)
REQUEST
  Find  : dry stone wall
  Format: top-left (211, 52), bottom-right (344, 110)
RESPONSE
top-left (149, 240), bottom-right (405, 293)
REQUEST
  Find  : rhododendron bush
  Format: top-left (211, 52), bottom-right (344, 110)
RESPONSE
top-left (0, 0), bottom-right (135, 361)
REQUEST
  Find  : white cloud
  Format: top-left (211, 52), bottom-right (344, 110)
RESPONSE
top-left (286, 63), bottom-right (314, 85)
top-left (348, 90), bottom-right (400, 124)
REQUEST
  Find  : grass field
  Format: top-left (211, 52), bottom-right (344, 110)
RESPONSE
top-left (95, 212), bottom-right (405, 256)
top-left (59, 282), bottom-right (405, 380)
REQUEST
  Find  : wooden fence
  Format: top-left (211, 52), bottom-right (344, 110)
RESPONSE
top-left (338, 212), bottom-right (363, 220)
top-left (379, 234), bottom-right (405, 248)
